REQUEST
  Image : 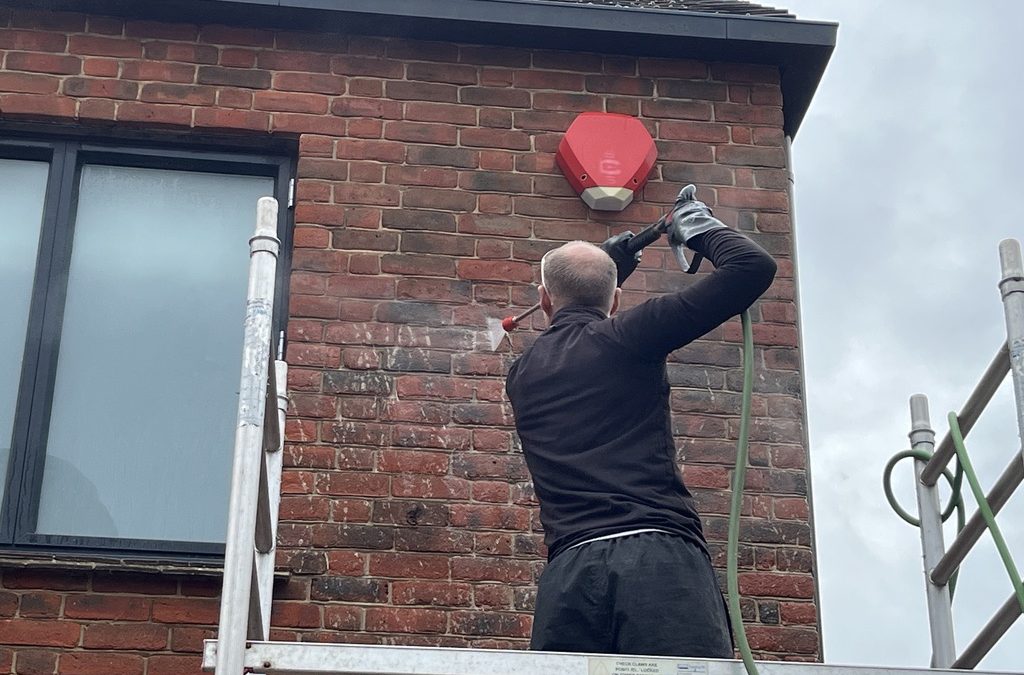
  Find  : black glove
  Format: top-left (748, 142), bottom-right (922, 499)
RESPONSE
top-left (600, 231), bottom-right (641, 287)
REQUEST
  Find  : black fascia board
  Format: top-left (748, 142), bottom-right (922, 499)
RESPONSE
top-left (13, 0), bottom-right (836, 136)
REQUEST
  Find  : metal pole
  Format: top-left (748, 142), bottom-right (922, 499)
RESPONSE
top-left (951, 592), bottom-right (1024, 669)
top-left (909, 395), bottom-right (956, 668)
top-left (921, 345), bottom-right (1009, 487)
top-left (998, 239), bottom-right (1024, 472)
top-left (215, 197), bottom-right (280, 675)
top-left (932, 455), bottom-right (1024, 585)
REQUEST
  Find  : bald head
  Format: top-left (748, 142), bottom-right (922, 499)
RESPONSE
top-left (540, 240), bottom-right (618, 314)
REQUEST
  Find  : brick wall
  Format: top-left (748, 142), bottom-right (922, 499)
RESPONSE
top-left (0, 6), bottom-right (816, 673)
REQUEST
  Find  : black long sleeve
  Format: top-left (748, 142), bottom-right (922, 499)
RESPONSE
top-left (609, 227), bottom-right (777, 358)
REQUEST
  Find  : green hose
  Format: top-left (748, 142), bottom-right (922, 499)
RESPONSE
top-left (947, 413), bottom-right (1024, 613)
top-left (728, 310), bottom-right (758, 675)
top-left (881, 411), bottom-right (1024, 621)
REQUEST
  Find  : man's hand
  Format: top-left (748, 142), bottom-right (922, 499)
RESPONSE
top-left (600, 231), bottom-right (641, 287)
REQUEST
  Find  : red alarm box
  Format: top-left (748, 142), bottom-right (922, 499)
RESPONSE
top-left (556, 112), bottom-right (657, 211)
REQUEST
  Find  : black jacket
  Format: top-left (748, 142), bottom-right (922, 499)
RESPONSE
top-left (506, 228), bottom-right (777, 561)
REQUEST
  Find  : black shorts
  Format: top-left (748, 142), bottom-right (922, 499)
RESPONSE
top-left (530, 531), bottom-right (733, 658)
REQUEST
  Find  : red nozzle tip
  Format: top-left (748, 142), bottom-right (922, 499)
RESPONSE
top-left (501, 316), bottom-right (518, 332)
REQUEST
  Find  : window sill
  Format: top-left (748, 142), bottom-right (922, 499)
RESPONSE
top-left (0, 551), bottom-right (290, 581)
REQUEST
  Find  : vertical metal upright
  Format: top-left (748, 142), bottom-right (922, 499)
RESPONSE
top-left (216, 197), bottom-right (280, 675)
top-left (909, 395), bottom-right (956, 668)
top-left (998, 239), bottom-right (1024, 465)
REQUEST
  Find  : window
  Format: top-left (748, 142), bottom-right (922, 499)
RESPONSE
top-left (0, 136), bottom-right (291, 558)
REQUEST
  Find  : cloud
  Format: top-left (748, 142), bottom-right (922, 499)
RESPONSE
top-left (781, 0), bottom-right (1024, 669)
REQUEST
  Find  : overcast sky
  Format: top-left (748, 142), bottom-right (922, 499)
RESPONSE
top-left (779, 1), bottom-right (1023, 671)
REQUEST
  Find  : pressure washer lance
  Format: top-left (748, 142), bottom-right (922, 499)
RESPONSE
top-left (486, 195), bottom-right (703, 350)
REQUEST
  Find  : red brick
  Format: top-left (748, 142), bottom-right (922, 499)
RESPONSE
top-left (271, 601), bottom-right (322, 628)
top-left (121, 60), bottom-right (195, 83)
top-left (2, 569), bottom-right (88, 590)
top-left (257, 49), bottom-right (332, 72)
top-left (365, 607), bottom-right (447, 634)
top-left (146, 654), bottom-right (204, 675)
top-left (715, 102), bottom-right (784, 126)
top-left (219, 47), bottom-right (255, 68)
top-left (193, 107), bottom-right (269, 131)
top-left (384, 121), bottom-right (458, 145)
top-left (272, 112), bottom-right (347, 135)
top-left (319, 471), bottom-right (390, 497)
top-left (407, 61), bottom-right (478, 85)
top-left (393, 581), bottom-right (471, 606)
top-left (386, 80), bottom-right (458, 103)
top-left (392, 475), bottom-right (470, 500)
top-left (13, 649), bottom-right (56, 675)
top-left (65, 595), bottom-right (149, 621)
top-left (310, 523), bottom-right (394, 551)
top-left (0, 29), bottom-right (67, 52)
top-left (451, 610), bottom-right (531, 637)
top-left (513, 69), bottom-right (584, 91)
top-left (211, 88), bottom-right (247, 108)
top-left (143, 42), bottom-right (218, 65)
top-left (326, 550), bottom-right (367, 576)
top-left (781, 601), bottom-right (817, 625)
top-left (59, 652), bottom-right (145, 675)
top-left (0, 592), bottom-right (15, 617)
top-left (0, 619), bottom-right (80, 647)
top-left (196, 65), bottom-right (270, 88)
top-left (459, 85), bottom-right (532, 108)
top-left (404, 101), bottom-right (477, 125)
top-left (254, 90), bottom-right (328, 113)
top-left (331, 54), bottom-right (403, 78)
top-left (739, 573), bottom-right (815, 599)
top-left (450, 504), bottom-right (531, 531)
top-left (331, 497), bottom-right (374, 522)
top-left (774, 497), bottom-right (809, 520)
top-left (82, 622), bottom-right (167, 649)
top-left (272, 71), bottom-right (345, 95)
top-left (18, 592), bottom-right (60, 618)
top-left (451, 454), bottom-right (526, 480)
top-left (323, 605), bottom-right (362, 631)
top-left (68, 35), bottom-right (142, 58)
top-left (78, 58), bottom-right (117, 77)
top-left (471, 481), bottom-right (511, 503)
top-left (378, 449), bottom-right (450, 475)
top-left (460, 127), bottom-right (531, 150)
top-left (474, 584), bottom-right (514, 609)
top-left (745, 625), bottom-right (818, 654)
top-left (116, 101), bottom-right (192, 126)
top-left (456, 260), bottom-right (532, 282)
top-left (5, 52), bottom-right (80, 75)
top-left (169, 625), bottom-right (215, 653)
top-left (0, 72), bottom-right (58, 94)
top-left (369, 553), bottom-right (451, 579)
top-left (151, 598), bottom-right (219, 625)
top-left (139, 82), bottom-right (213, 105)
top-left (65, 77), bottom-right (139, 99)
top-left (480, 108), bottom-right (512, 129)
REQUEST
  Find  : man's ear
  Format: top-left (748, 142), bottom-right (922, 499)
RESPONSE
top-left (539, 285), bottom-right (554, 318)
top-left (609, 287), bottom-right (621, 316)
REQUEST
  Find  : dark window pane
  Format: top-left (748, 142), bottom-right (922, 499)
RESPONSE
top-left (0, 158), bottom-right (48, 506)
top-left (36, 165), bottom-right (274, 543)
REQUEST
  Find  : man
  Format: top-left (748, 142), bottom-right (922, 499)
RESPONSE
top-left (505, 185), bottom-right (776, 658)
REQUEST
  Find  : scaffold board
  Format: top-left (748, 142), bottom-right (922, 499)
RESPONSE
top-left (201, 641), bottom-right (1023, 675)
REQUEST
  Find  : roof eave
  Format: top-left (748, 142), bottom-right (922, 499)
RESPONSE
top-left (11, 0), bottom-right (837, 135)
